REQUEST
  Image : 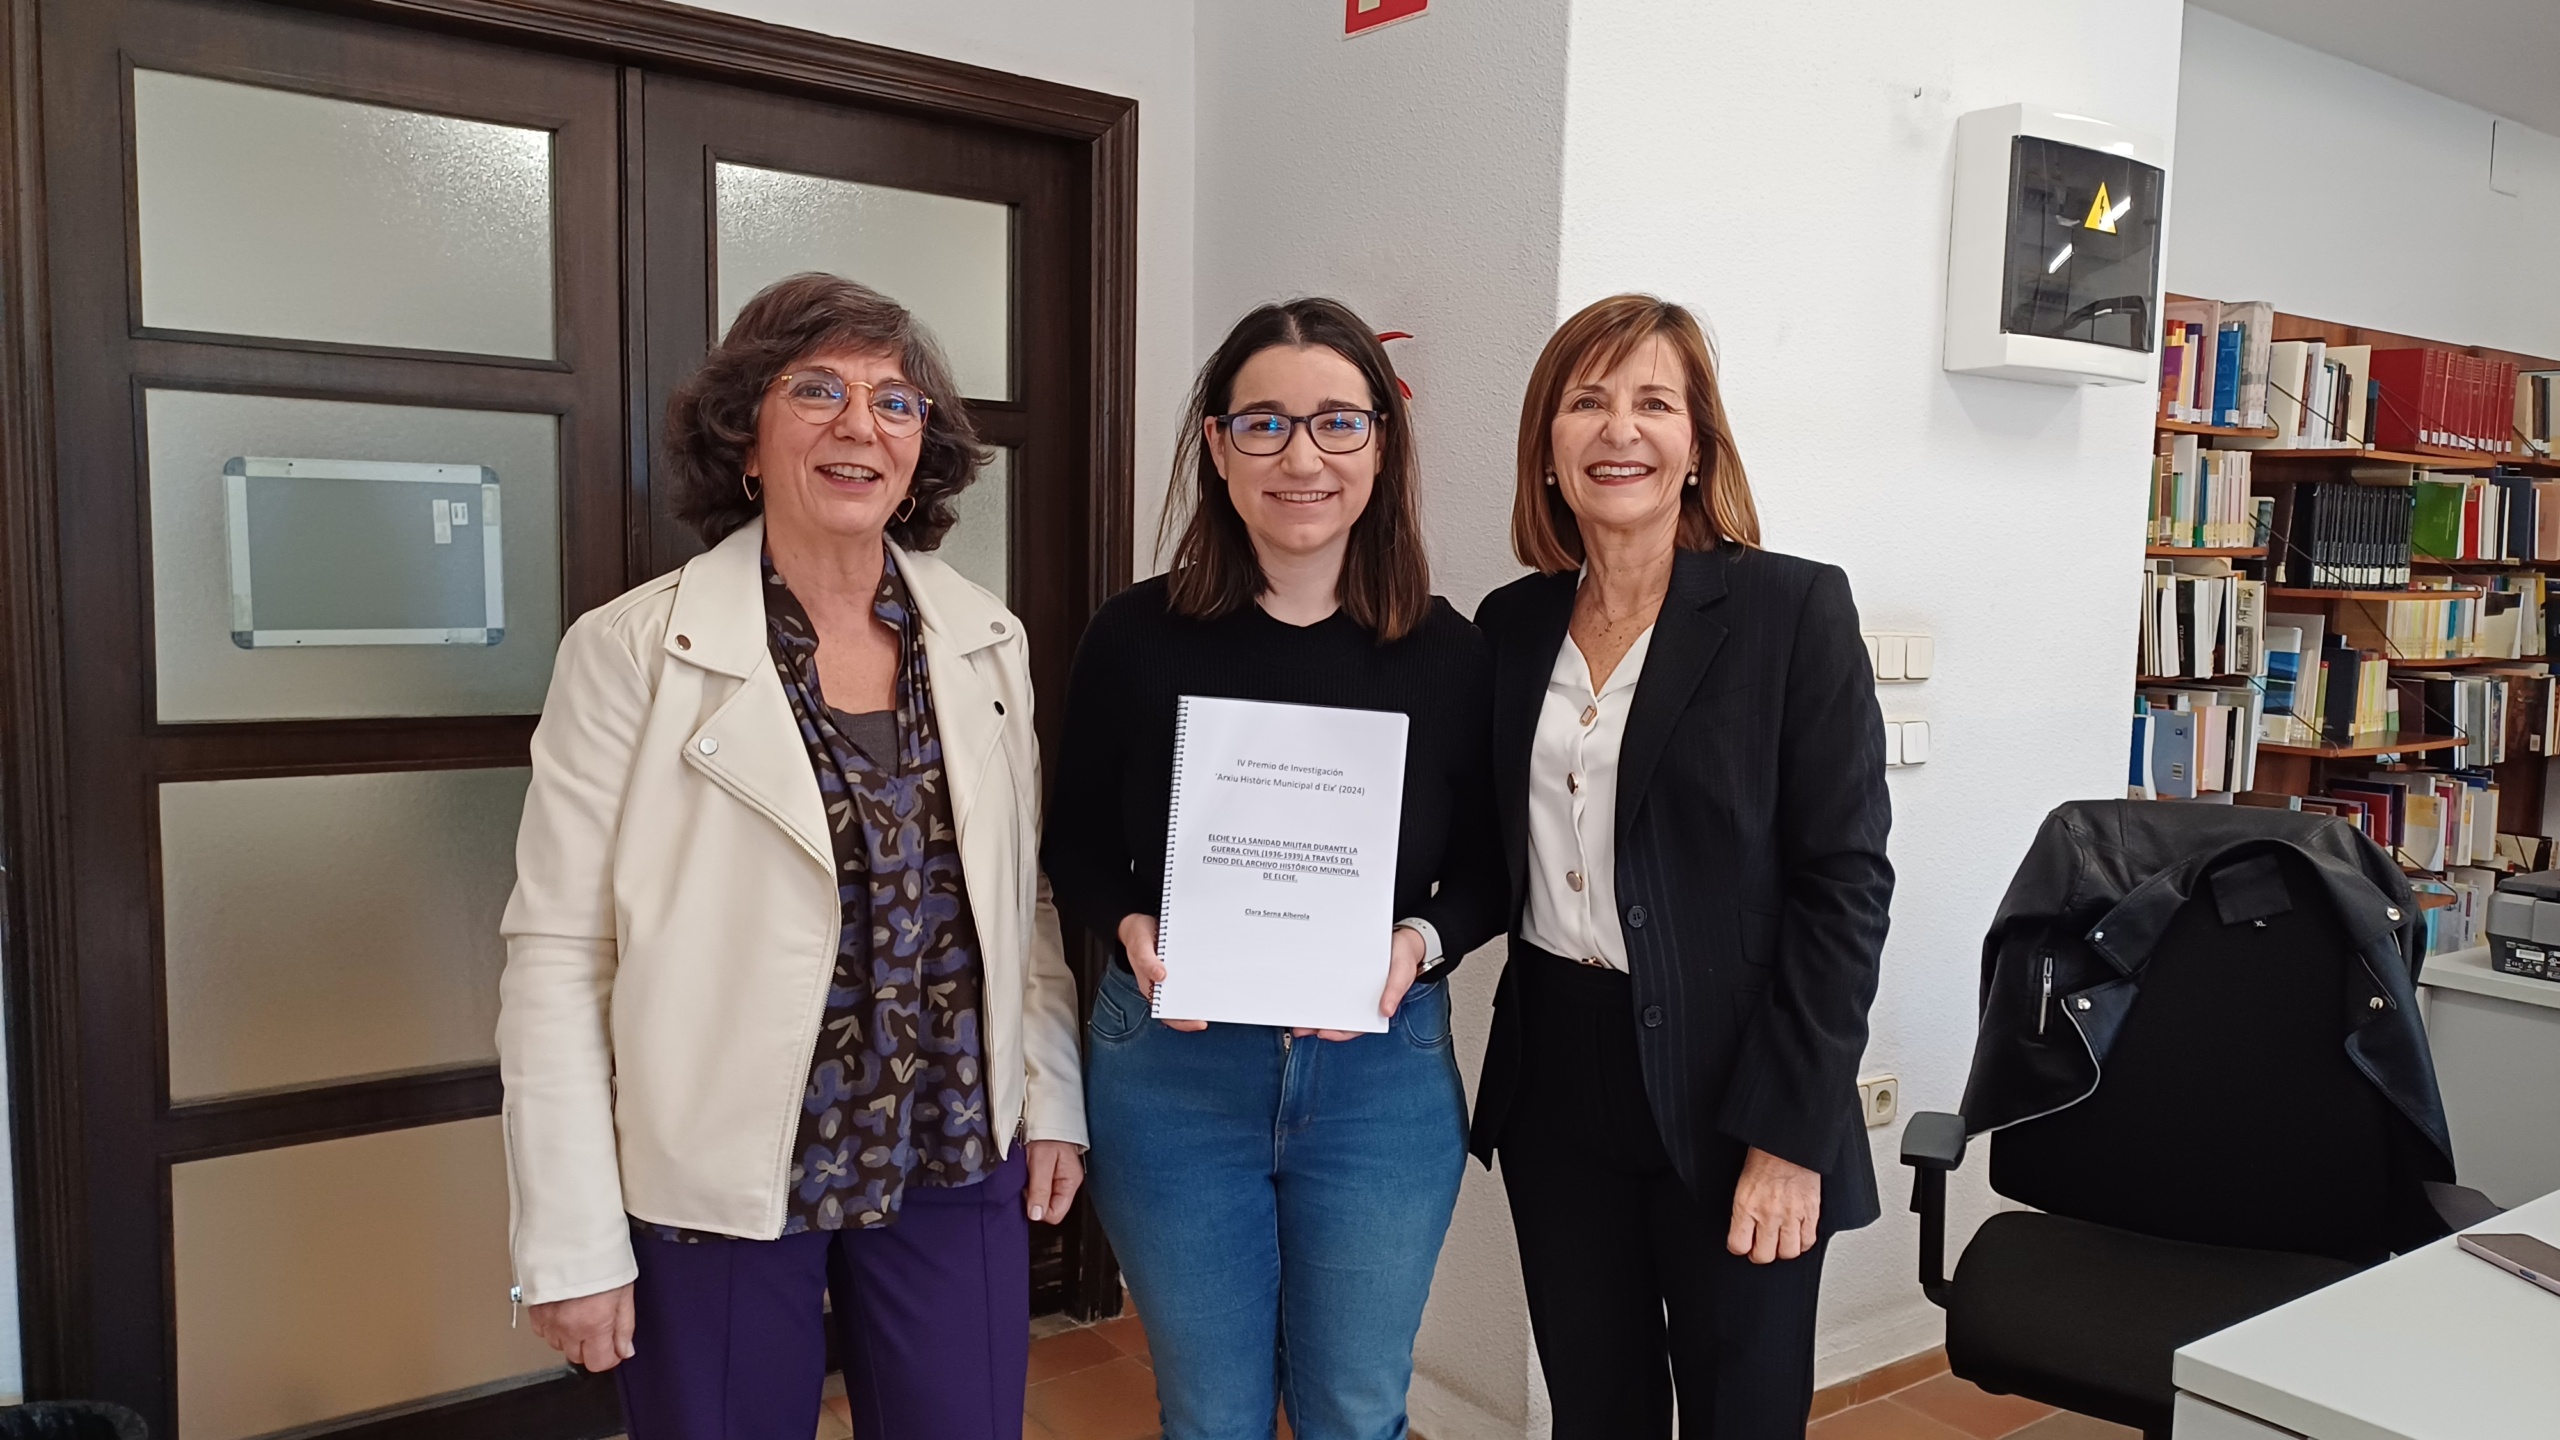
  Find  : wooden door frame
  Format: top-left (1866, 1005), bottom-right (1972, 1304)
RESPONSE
top-left (0, 0), bottom-right (1135, 1411)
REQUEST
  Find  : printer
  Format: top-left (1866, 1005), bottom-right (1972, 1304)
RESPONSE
top-left (2484, 870), bottom-right (2560, 982)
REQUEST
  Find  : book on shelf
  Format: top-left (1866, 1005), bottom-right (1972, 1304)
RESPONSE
top-left (2521, 370), bottom-right (2558, 458)
top-left (2265, 339), bottom-right (2372, 448)
top-left (2328, 582), bottom-right (2485, 663)
top-left (2158, 297), bottom-right (2274, 428)
top-left (2263, 611), bottom-right (2326, 745)
top-left (2150, 436), bottom-right (2255, 548)
top-left (2141, 558), bottom-right (2264, 680)
top-left (2132, 685), bottom-right (2261, 800)
top-left (2410, 473), bottom-right (2559, 562)
top-left (2270, 482), bottom-right (2413, 588)
top-left (2370, 348), bottom-right (2522, 456)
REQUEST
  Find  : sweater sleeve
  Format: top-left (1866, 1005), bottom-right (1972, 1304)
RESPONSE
top-left (1040, 603), bottom-right (1146, 944)
top-left (1409, 622), bottom-right (1508, 966)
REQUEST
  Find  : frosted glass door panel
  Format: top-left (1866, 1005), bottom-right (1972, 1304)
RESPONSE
top-left (147, 391), bottom-right (561, 721)
top-left (172, 1118), bottom-right (563, 1440)
top-left (937, 447), bottom-right (1011, 601)
top-left (160, 768), bottom-right (528, 1101)
top-left (132, 70), bottom-right (555, 358)
top-left (715, 162), bottom-right (1011, 398)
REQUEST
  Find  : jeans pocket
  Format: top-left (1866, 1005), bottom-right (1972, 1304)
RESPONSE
top-left (1089, 965), bottom-right (1147, 1044)
top-left (1399, 980), bottom-right (1451, 1049)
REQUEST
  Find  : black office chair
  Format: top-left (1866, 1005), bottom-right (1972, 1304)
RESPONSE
top-left (1904, 840), bottom-right (2471, 1440)
top-left (0, 1403), bottom-right (148, 1440)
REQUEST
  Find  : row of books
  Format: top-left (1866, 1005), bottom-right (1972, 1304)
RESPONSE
top-left (2371, 348), bottom-right (2529, 456)
top-left (2270, 482), bottom-right (2413, 589)
top-left (2158, 297), bottom-right (2274, 429)
top-left (2148, 437), bottom-right (2267, 549)
top-left (2266, 338), bottom-right (2370, 448)
top-left (2410, 473), bottom-right (2560, 562)
top-left (2129, 686), bottom-right (2264, 799)
top-left (2241, 769), bottom-right (2502, 873)
top-left (2140, 563), bottom-right (2264, 679)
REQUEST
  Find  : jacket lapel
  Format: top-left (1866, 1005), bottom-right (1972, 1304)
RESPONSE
top-left (664, 519), bottom-right (835, 869)
top-left (1616, 546), bottom-right (1732, 841)
top-left (893, 543), bottom-right (1012, 846)
top-left (1494, 572), bottom-right (1577, 910)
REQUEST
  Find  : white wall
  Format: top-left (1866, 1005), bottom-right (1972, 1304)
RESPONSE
top-left (1554, 0), bottom-right (2189, 1392)
top-left (672, 0), bottom-right (1198, 540)
top-left (2172, 6), bottom-right (2560, 359)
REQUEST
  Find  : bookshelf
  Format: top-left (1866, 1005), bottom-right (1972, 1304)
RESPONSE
top-left (2138, 296), bottom-right (2560, 949)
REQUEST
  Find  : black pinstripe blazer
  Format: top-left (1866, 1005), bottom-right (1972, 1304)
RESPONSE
top-left (1467, 543), bottom-right (1894, 1232)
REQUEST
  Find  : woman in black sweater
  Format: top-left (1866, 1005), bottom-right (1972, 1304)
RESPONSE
top-left (1042, 298), bottom-right (1503, 1440)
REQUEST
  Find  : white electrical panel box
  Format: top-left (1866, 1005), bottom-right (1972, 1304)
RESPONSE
top-left (1945, 104), bottom-right (2168, 387)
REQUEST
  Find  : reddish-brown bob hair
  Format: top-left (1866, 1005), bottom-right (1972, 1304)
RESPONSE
top-left (1512, 294), bottom-right (1761, 573)
top-left (1159, 297), bottom-right (1430, 642)
top-left (664, 271), bottom-right (988, 550)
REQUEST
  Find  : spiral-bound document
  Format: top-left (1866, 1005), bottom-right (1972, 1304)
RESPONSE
top-left (1153, 695), bottom-right (1410, 1032)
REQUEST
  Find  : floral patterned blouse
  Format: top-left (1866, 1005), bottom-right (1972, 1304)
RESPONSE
top-left (631, 551), bottom-right (997, 1246)
top-left (766, 550), bottom-right (996, 1232)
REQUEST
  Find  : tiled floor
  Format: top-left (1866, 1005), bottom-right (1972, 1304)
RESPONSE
top-left (635, 1311), bottom-right (2142, 1440)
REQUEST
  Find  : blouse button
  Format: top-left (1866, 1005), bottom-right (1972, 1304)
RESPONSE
top-left (697, 737), bottom-right (719, 756)
top-left (674, 633), bottom-right (691, 650)
top-left (1567, 771), bottom-right (1581, 794)
top-left (990, 620), bottom-right (1006, 634)
top-left (1566, 870), bottom-right (1584, 892)
top-left (1580, 704), bottom-right (1599, 727)
top-left (994, 700), bottom-right (1006, 715)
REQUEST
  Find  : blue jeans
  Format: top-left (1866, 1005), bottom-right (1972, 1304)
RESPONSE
top-left (1084, 960), bottom-right (1467, 1440)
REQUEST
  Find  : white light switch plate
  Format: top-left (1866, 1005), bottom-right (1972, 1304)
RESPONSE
top-left (1863, 631), bottom-right (1933, 683)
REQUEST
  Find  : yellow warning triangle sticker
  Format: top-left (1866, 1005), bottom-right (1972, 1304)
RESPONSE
top-left (2085, 182), bottom-right (2118, 234)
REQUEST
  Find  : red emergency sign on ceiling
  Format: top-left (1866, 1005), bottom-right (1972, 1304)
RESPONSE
top-left (1346, 0), bottom-right (1426, 38)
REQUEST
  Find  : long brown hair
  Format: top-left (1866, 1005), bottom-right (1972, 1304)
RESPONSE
top-left (1159, 298), bottom-right (1430, 642)
top-left (1512, 293), bottom-right (1761, 573)
top-left (663, 272), bottom-right (988, 550)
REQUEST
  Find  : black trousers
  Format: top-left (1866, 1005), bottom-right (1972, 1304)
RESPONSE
top-left (1496, 947), bottom-right (1826, 1440)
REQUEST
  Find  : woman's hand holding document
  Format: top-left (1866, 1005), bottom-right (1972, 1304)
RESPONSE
top-left (1149, 695), bottom-right (1410, 1032)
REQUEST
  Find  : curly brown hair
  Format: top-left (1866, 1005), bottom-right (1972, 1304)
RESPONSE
top-left (665, 271), bottom-right (989, 550)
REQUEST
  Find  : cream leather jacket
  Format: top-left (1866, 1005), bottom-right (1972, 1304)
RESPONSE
top-left (497, 519), bottom-right (1086, 1305)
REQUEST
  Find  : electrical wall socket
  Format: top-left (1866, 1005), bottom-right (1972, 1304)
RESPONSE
top-left (1858, 1074), bottom-right (1900, 1128)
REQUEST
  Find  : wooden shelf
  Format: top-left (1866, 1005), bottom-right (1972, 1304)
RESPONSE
top-left (2411, 556), bottom-right (2533, 569)
top-left (2138, 674), bottom-right (2254, 685)
top-left (2265, 586), bottom-right (2486, 601)
top-left (2259, 735), bottom-right (2467, 758)
top-left (2157, 419), bottom-right (2279, 438)
top-left (2246, 445), bottom-right (2553, 472)
top-left (2410, 891), bottom-right (2460, 911)
top-left (2146, 546), bottom-right (2267, 559)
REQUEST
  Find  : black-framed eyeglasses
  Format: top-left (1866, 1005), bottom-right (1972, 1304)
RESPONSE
top-left (773, 370), bottom-right (935, 436)
top-left (1215, 409), bottom-right (1382, 456)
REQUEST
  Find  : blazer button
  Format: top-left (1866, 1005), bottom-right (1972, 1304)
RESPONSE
top-left (1626, 905), bottom-right (1647, 929)
top-left (674, 633), bottom-right (691, 650)
top-left (697, 737), bottom-right (719, 756)
top-left (1642, 1005), bottom-right (1664, 1028)
top-left (994, 700), bottom-right (1006, 715)
top-left (990, 620), bottom-right (1006, 634)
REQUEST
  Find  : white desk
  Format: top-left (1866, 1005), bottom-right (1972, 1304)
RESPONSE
top-left (2172, 1186), bottom-right (2560, 1439)
top-left (2418, 946), bottom-right (2560, 1208)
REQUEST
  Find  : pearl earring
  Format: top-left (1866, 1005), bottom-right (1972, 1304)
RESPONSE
top-left (1685, 472), bottom-right (1700, 487)
top-left (1544, 472), bottom-right (1557, 486)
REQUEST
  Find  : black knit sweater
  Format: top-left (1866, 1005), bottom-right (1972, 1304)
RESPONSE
top-left (1041, 576), bottom-right (1507, 973)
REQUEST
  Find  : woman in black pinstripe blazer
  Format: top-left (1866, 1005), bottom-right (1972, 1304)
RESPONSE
top-left (1468, 294), bottom-right (1895, 1439)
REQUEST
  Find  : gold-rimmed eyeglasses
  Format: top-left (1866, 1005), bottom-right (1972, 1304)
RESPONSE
top-left (773, 370), bottom-right (935, 436)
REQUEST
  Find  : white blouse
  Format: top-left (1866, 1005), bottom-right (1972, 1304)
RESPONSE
top-left (1519, 624), bottom-right (1655, 972)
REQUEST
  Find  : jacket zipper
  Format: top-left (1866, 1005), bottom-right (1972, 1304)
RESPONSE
top-left (2038, 956), bottom-right (2053, 1036)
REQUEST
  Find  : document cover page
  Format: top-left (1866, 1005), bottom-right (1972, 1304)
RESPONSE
top-left (1153, 695), bottom-right (1410, 1031)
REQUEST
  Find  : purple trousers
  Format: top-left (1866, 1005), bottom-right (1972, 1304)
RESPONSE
top-left (616, 1147), bottom-right (1030, 1440)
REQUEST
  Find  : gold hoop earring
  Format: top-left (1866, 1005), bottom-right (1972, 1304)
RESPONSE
top-left (893, 495), bottom-right (918, 524)
top-left (742, 473), bottom-right (761, 502)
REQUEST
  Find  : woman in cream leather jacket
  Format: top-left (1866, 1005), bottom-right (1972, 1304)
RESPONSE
top-left (497, 272), bottom-right (1085, 1439)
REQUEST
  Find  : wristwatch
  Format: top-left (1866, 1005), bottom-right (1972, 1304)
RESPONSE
top-left (1396, 917), bottom-right (1446, 983)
